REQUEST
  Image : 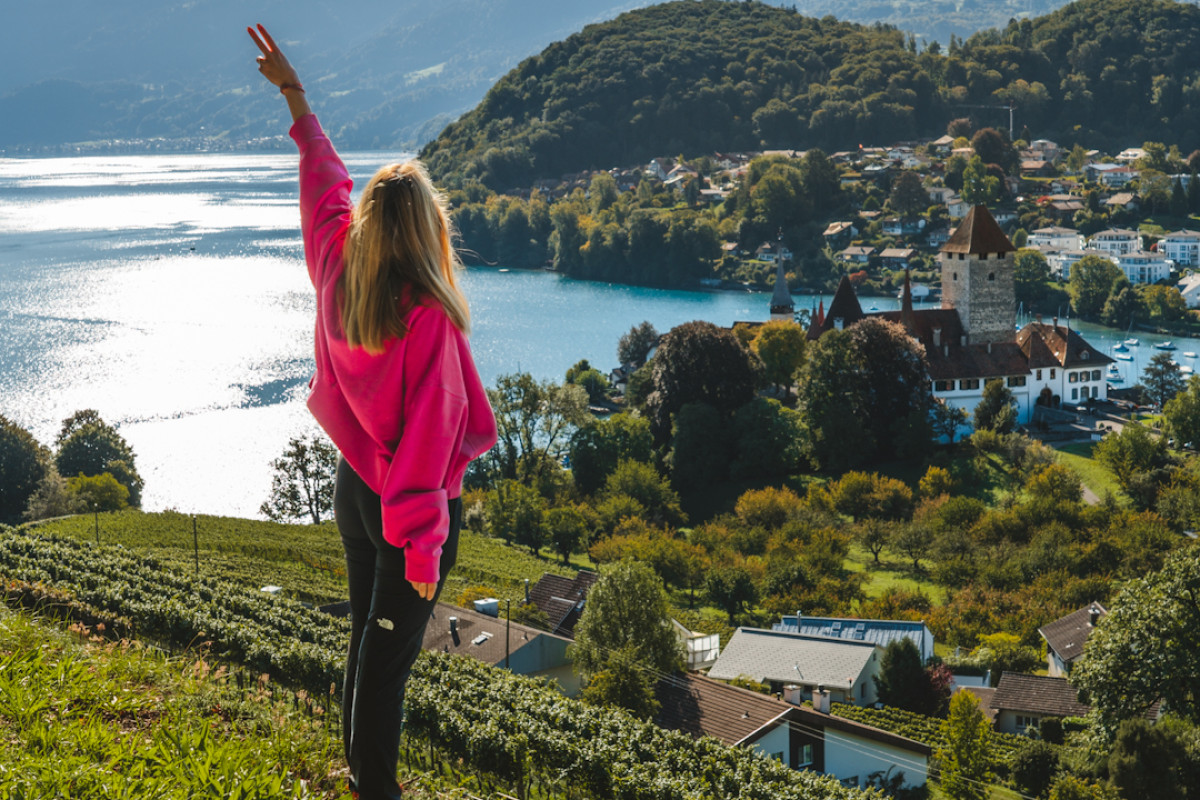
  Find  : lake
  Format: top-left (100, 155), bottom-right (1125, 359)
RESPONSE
top-left (2, 151), bottom-right (1196, 517)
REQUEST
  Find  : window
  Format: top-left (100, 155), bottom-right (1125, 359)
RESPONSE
top-left (953, 271), bottom-right (959, 280)
top-left (861, 683), bottom-right (866, 698)
top-left (1068, 372), bottom-right (1078, 383)
top-left (998, 251), bottom-right (1006, 259)
top-left (988, 272), bottom-right (995, 281)
top-left (1008, 376), bottom-right (1027, 387)
top-left (798, 744), bottom-right (814, 767)
top-left (1092, 369), bottom-right (1102, 381)
top-left (960, 378), bottom-right (980, 390)
top-left (1071, 388), bottom-right (1078, 400)
top-left (1015, 715), bottom-right (1040, 734)
top-left (1037, 369), bottom-right (1043, 380)
top-left (1051, 369), bottom-right (1056, 379)
top-left (1081, 351), bottom-right (1090, 360)
top-left (934, 380), bottom-right (954, 392)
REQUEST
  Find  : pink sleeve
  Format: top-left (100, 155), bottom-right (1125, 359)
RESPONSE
top-left (380, 308), bottom-right (470, 584)
top-left (290, 114), bottom-right (352, 287)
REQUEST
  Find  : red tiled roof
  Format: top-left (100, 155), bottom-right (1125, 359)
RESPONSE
top-left (941, 205), bottom-right (1017, 256)
top-left (527, 571), bottom-right (598, 636)
top-left (1017, 322), bottom-right (1114, 369)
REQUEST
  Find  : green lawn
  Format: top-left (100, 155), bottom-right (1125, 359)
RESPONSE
top-left (1054, 441), bottom-right (1125, 505)
top-left (844, 542), bottom-right (948, 605)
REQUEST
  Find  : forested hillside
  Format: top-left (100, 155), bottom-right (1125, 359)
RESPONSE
top-left (422, 0), bottom-right (1200, 190)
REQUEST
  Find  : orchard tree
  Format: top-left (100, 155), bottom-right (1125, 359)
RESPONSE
top-left (55, 409), bottom-right (143, 507)
top-left (570, 559), bottom-right (683, 679)
top-left (617, 321), bottom-right (659, 367)
top-left (0, 414), bottom-right (48, 524)
top-left (544, 505), bottom-right (590, 564)
top-left (645, 320), bottom-right (760, 443)
top-left (484, 372), bottom-right (590, 485)
top-left (1094, 423), bottom-right (1172, 503)
top-left (1073, 546), bottom-right (1200, 739)
top-left (937, 691), bottom-right (993, 800)
top-left (602, 459), bottom-right (685, 528)
top-left (485, 479), bottom-right (546, 549)
top-left (1164, 375), bottom-right (1200, 448)
top-left (1143, 352), bottom-right (1186, 407)
top-left (704, 565), bottom-right (759, 624)
top-left (260, 433), bottom-right (337, 524)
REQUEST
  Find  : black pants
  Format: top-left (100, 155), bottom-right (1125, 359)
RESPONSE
top-left (335, 457), bottom-right (461, 799)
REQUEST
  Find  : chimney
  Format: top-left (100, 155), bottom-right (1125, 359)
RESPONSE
top-left (449, 616), bottom-right (458, 635)
top-left (987, 341), bottom-right (993, 354)
top-left (784, 684), bottom-right (804, 705)
top-left (1053, 316), bottom-right (1059, 331)
top-left (524, 578), bottom-right (530, 604)
top-left (813, 686), bottom-right (831, 714)
top-left (932, 327), bottom-right (942, 347)
top-left (943, 344), bottom-right (950, 357)
top-left (1089, 605), bottom-right (1101, 626)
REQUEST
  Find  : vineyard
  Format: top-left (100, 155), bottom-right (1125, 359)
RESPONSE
top-left (829, 703), bottom-right (1028, 763)
top-left (0, 525), bottom-right (867, 800)
top-left (28, 510), bottom-right (582, 607)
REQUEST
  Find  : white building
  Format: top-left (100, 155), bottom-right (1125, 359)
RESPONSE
top-left (1160, 230), bottom-right (1200, 267)
top-left (1088, 228), bottom-right (1142, 256)
top-left (1180, 274), bottom-right (1200, 308)
top-left (1048, 249), bottom-right (1117, 281)
top-left (1115, 251), bottom-right (1173, 284)
top-left (1027, 227), bottom-right (1084, 252)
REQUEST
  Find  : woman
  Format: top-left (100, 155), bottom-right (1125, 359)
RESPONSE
top-left (249, 24), bottom-right (497, 799)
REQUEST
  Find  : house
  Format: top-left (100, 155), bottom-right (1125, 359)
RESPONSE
top-left (656, 672), bottom-right (931, 790)
top-left (1116, 251), bottom-right (1173, 285)
top-left (1027, 227), bottom-right (1084, 252)
top-left (645, 158), bottom-right (676, 181)
top-left (927, 185), bottom-right (955, 204)
top-left (1116, 147), bottom-right (1146, 163)
top-left (883, 218), bottom-right (925, 236)
top-left (807, 206), bottom-right (1113, 430)
top-left (707, 628), bottom-right (883, 706)
top-left (1099, 166), bottom-right (1138, 188)
top-left (926, 227), bottom-right (952, 248)
top-left (756, 241), bottom-right (794, 263)
top-left (422, 603), bottom-right (579, 695)
top-left (989, 673), bottom-right (1091, 735)
top-left (1104, 192), bottom-right (1139, 212)
top-left (1039, 603), bottom-right (1107, 678)
top-left (1046, 249), bottom-right (1117, 281)
top-left (1021, 160), bottom-right (1055, 177)
top-left (1088, 228), bottom-right (1143, 256)
top-left (947, 195), bottom-right (971, 219)
top-left (1160, 230), bottom-right (1200, 267)
top-left (1028, 139), bottom-right (1063, 163)
top-left (823, 221), bottom-right (857, 249)
top-left (526, 570), bottom-right (598, 637)
top-left (879, 248), bottom-right (920, 268)
top-left (673, 619), bottom-right (722, 670)
top-left (1179, 273), bottom-right (1200, 308)
top-left (929, 134), bottom-right (956, 155)
top-left (1084, 162), bottom-right (1123, 182)
top-left (839, 245), bottom-right (876, 264)
top-left (773, 615), bottom-right (935, 662)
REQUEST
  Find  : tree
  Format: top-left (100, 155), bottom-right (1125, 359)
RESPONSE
top-left (894, 522), bottom-right (934, 572)
top-left (729, 398), bottom-right (805, 483)
top-left (567, 413), bottom-right (654, 496)
top-left (22, 466), bottom-right (83, 522)
top-left (855, 519), bottom-right (892, 565)
top-left (704, 565), bottom-right (758, 624)
top-left (1012, 249), bottom-right (1052, 310)
top-left (974, 379), bottom-right (1018, 434)
top-left (970, 127), bottom-right (1017, 173)
top-left (617, 321), bottom-right (659, 366)
top-left (579, 644), bottom-right (660, 720)
top-left (646, 321), bottom-right (760, 443)
top-left (602, 459), bottom-right (685, 527)
top-left (796, 329), bottom-right (873, 471)
top-left (1010, 739), bottom-right (1059, 799)
top-left (485, 372), bottom-right (591, 485)
top-left (1047, 777), bottom-right (1118, 800)
top-left (1107, 718), bottom-right (1188, 800)
top-left (889, 170), bottom-right (928, 218)
top-left (260, 433), bottom-right (337, 524)
top-left (0, 414), bottom-right (48, 524)
top-left (850, 318), bottom-right (933, 459)
top-left (544, 505), bottom-right (590, 564)
top-left (1094, 423), bottom-right (1172, 500)
top-left (67, 472), bottom-right (129, 512)
top-left (1073, 547), bottom-right (1200, 739)
top-left (485, 479), bottom-right (546, 549)
top-left (1100, 285), bottom-right (1139, 329)
top-left (750, 320), bottom-right (806, 395)
top-left (971, 633), bottom-right (1043, 686)
top-left (960, 155), bottom-right (1000, 206)
top-left (875, 638), bottom-right (940, 715)
top-left (54, 410), bottom-right (143, 507)
top-left (937, 691), bottom-right (993, 800)
top-left (931, 401), bottom-right (969, 444)
top-left (1143, 352), bottom-right (1187, 407)
top-left (1068, 256), bottom-right (1125, 320)
top-left (570, 559), bottom-right (682, 679)
top-left (1164, 375), bottom-right (1200, 449)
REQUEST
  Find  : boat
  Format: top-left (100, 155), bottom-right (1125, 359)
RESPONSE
top-left (1113, 342), bottom-right (1129, 353)
top-left (1155, 341), bottom-right (1177, 351)
top-left (1106, 369), bottom-right (1125, 385)
top-left (1183, 366), bottom-right (1196, 375)
top-left (1185, 352), bottom-right (1198, 359)
top-left (1115, 352), bottom-right (1134, 361)
top-left (1124, 338), bottom-right (1140, 346)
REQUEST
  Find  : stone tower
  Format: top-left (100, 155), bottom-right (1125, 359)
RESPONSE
top-left (939, 205), bottom-right (1017, 344)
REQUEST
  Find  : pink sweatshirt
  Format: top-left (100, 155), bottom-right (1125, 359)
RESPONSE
top-left (290, 113), bottom-right (497, 584)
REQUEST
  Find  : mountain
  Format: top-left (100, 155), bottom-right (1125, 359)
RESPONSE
top-left (420, 0), bottom-right (1200, 190)
top-left (0, 0), bottom-right (657, 151)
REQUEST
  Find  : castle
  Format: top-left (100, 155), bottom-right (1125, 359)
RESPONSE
top-left (801, 205), bottom-right (1113, 431)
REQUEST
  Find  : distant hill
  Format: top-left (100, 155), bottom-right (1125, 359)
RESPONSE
top-left (421, 0), bottom-right (1200, 190)
top-left (0, 0), bottom-right (1100, 152)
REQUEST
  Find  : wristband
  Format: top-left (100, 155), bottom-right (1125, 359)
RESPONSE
top-left (280, 82), bottom-right (305, 94)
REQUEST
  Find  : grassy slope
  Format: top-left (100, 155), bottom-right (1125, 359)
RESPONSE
top-left (1054, 441), bottom-right (1125, 505)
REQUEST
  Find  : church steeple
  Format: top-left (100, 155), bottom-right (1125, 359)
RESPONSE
top-left (769, 230), bottom-right (795, 322)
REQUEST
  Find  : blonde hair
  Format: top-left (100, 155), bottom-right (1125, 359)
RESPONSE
top-left (341, 160), bottom-right (469, 353)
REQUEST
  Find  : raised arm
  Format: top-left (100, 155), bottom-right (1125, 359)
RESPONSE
top-left (248, 24), bottom-right (311, 122)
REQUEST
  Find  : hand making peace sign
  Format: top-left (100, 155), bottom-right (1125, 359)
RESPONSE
top-left (247, 24), bottom-right (302, 91)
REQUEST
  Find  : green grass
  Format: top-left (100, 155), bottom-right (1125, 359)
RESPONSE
top-left (844, 542), bottom-right (948, 605)
top-left (1054, 441), bottom-right (1126, 504)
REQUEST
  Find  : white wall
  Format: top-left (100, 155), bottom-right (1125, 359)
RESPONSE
top-left (748, 724), bottom-right (792, 767)
top-left (824, 730), bottom-right (928, 788)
